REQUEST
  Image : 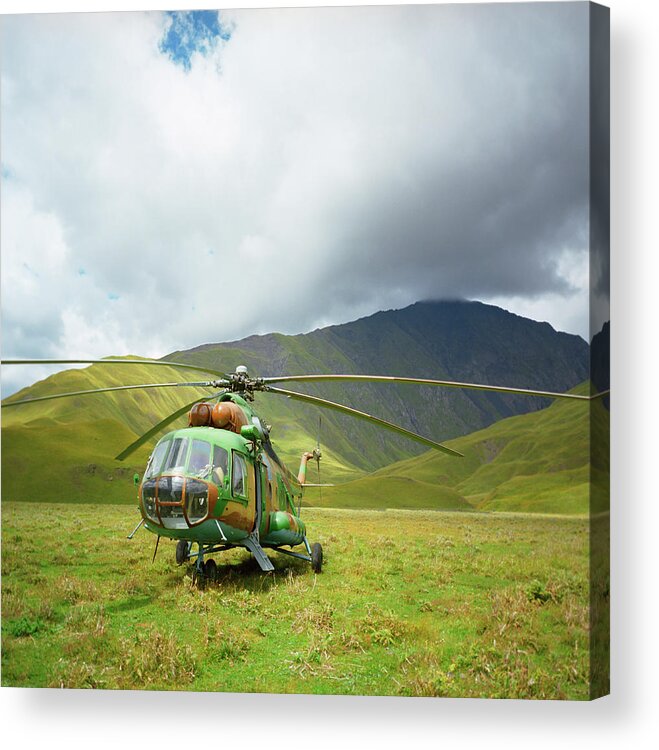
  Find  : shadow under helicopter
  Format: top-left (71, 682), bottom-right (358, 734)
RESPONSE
top-left (179, 550), bottom-right (312, 591)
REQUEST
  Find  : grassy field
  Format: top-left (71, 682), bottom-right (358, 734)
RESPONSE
top-left (2, 502), bottom-right (594, 699)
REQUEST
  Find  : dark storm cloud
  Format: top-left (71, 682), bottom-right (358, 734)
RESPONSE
top-left (292, 2), bottom-right (590, 320)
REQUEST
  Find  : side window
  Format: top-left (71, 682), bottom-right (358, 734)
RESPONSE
top-left (231, 452), bottom-right (247, 498)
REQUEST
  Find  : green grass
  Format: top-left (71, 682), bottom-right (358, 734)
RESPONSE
top-left (311, 474), bottom-right (472, 510)
top-left (1, 502), bottom-right (598, 699)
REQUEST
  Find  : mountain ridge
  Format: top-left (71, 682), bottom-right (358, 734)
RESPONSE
top-left (164, 300), bottom-right (589, 470)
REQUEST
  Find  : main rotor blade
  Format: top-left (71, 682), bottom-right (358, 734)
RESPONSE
top-left (260, 374), bottom-right (594, 401)
top-left (115, 391), bottom-right (226, 461)
top-left (2, 380), bottom-right (226, 408)
top-left (264, 386), bottom-right (464, 458)
top-left (262, 437), bottom-right (301, 488)
top-left (1, 358), bottom-right (229, 379)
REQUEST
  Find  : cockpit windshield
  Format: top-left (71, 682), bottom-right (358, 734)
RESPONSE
top-left (145, 440), bottom-right (170, 480)
top-left (143, 435), bottom-right (229, 485)
top-left (164, 437), bottom-right (189, 473)
top-left (189, 439), bottom-right (211, 477)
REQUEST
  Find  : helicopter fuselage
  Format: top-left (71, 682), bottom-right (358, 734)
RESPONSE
top-left (137, 395), bottom-right (306, 552)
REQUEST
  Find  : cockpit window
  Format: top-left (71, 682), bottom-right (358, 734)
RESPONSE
top-left (145, 440), bottom-right (170, 479)
top-left (212, 445), bottom-right (229, 485)
top-left (189, 439), bottom-right (212, 477)
top-left (232, 452), bottom-right (247, 498)
top-left (163, 437), bottom-right (189, 472)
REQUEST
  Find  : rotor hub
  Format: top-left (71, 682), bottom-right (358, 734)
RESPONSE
top-left (226, 365), bottom-right (265, 399)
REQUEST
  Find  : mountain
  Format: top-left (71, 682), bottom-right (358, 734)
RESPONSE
top-left (2, 300), bottom-right (590, 502)
top-left (591, 320), bottom-right (610, 408)
top-left (315, 381), bottom-right (609, 515)
top-left (166, 300), bottom-right (589, 469)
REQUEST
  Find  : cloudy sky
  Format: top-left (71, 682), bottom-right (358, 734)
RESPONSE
top-left (2, 4), bottom-right (597, 396)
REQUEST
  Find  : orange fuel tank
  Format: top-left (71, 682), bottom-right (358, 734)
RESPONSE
top-left (188, 402), bottom-right (213, 427)
top-left (188, 400), bottom-right (249, 433)
top-left (211, 402), bottom-right (249, 433)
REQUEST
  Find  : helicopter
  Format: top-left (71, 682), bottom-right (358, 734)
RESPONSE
top-left (1, 358), bottom-right (603, 583)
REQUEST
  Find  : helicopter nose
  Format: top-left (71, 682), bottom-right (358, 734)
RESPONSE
top-left (141, 475), bottom-right (215, 527)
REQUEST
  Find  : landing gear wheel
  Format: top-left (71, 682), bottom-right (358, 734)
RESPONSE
top-left (204, 558), bottom-right (217, 583)
top-left (176, 540), bottom-right (189, 566)
top-left (311, 542), bottom-right (323, 573)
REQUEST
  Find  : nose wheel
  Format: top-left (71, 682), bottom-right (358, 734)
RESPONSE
top-left (191, 559), bottom-right (217, 588)
top-left (176, 540), bottom-right (190, 566)
top-left (204, 558), bottom-right (217, 582)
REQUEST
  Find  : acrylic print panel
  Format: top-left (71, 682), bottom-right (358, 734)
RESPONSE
top-left (0, 2), bottom-right (609, 699)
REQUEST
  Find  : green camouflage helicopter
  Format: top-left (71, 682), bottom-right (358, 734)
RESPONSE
top-left (2, 358), bottom-right (596, 583)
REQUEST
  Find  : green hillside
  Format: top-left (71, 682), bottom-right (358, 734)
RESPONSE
top-left (2, 301), bottom-right (594, 507)
top-left (315, 382), bottom-right (609, 515)
top-left (2, 418), bottom-right (150, 504)
top-left (2, 358), bottom-right (206, 436)
top-left (2, 359), bottom-right (201, 503)
top-left (1, 359), bottom-right (362, 503)
top-left (166, 300), bottom-right (589, 471)
top-left (1, 362), bottom-right (606, 513)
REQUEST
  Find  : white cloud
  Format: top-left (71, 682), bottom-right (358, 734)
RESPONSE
top-left (1, 5), bottom-right (594, 395)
